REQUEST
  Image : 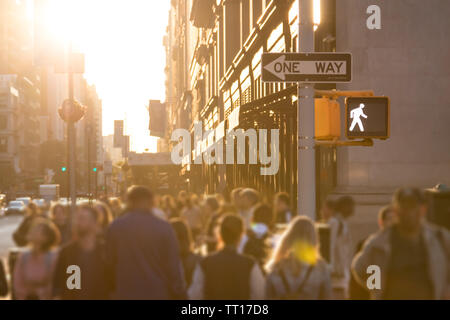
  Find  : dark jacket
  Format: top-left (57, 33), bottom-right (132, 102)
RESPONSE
top-left (0, 259), bottom-right (8, 297)
top-left (53, 240), bottom-right (111, 300)
top-left (106, 209), bottom-right (187, 300)
top-left (200, 247), bottom-right (256, 300)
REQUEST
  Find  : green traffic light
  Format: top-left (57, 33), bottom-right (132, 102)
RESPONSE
top-left (93, 168), bottom-right (97, 172)
top-left (62, 167), bottom-right (67, 172)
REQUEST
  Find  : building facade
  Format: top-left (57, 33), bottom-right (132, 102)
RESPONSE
top-left (164, 0), bottom-right (450, 245)
top-left (164, 0), bottom-right (338, 203)
top-left (0, 0), bottom-right (43, 193)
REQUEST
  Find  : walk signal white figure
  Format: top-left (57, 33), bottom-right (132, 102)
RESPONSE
top-left (350, 103), bottom-right (368, 132)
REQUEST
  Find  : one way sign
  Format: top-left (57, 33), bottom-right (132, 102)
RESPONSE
top-left (262, 53), bottom-right (352, 83)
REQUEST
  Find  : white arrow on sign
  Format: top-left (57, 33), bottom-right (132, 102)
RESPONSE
top-left (264, 55), bottom-right (348, 81)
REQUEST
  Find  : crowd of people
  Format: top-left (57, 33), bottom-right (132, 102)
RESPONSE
top-left (0, 185), bottom-right (448, 300)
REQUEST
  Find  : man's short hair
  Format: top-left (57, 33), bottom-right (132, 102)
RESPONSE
top-left (393, 188), bottom-right (426, 210)
top-left (240, 188), bottom-right (260, 205)
top-left (335, 196), bottom-right (355, 218)
top-left (275, 192), bottom-right (290, 205)
top-left (253, 203), bottom-right (274, 227)
top-left (126, 185), bottom-right (154, 206)
top-left (378, 205), bottom-right (393, 223)
top-left (220, 215), bottom-right (244, 245)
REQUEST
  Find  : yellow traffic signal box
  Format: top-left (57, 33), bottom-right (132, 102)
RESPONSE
top-left (315, 98), bottom-right (341, 140)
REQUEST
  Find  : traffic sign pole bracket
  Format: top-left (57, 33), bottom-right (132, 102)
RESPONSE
top-left (316, 138), bottom-right (374, 147)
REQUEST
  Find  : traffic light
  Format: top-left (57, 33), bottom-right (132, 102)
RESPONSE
top-left (315, 98), bottom-right (341, 140)
top-left (61, 166), bottom-right (67, 172)
top-left (345, 97), bottom-right (390, 139)
top-left (93, 167), bottom-right (98, 172)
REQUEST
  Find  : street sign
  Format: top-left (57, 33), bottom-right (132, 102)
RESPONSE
top-left (261, 53), bottom-right (352, 83)
top-left (345, 97), bottom-right (390, 139)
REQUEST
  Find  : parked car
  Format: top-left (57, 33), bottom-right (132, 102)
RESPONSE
top-left (15, 197), bottom-right (31, 206)
top-left (32, 198), bottom-right (46, 209)
top-left (5, 201), bottom-right (26, 215)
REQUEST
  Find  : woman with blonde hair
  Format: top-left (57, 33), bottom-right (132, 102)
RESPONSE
top-left (265, 216), bottom-right (331, 300)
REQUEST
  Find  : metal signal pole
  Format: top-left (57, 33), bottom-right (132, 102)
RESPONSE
top-left (297, 0), bottom-right (316, 219)
top-left (68, 42), bottom-right (77, 216)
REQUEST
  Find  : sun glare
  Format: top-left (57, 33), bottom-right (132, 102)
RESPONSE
top-left (39, 0), bottom-right (170, 153)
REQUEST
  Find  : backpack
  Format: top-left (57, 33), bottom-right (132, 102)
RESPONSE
top-left (277, 266), bottom-right (313, 300)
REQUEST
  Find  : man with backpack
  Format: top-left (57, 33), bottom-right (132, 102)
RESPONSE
top-left (352, 188), bottom-right (450, 300)
top-left (188, 215), bottom-right (265, 299)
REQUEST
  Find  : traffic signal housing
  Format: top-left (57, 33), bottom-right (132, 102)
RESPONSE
top-left (315, 98), bottom-right (341, 140)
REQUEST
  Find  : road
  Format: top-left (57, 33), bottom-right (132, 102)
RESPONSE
top-left (0, 215), bottom-right (22, 260)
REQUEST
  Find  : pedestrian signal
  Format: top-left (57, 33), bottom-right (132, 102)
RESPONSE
top-left (345, 97), bottom-right (390, 139)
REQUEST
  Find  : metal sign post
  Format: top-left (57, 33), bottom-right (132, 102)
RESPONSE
top-left (297, 0), bottom-right (316, 219)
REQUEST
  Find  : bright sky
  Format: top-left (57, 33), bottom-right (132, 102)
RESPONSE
top-left (42, 0), bottom-right (170, 152)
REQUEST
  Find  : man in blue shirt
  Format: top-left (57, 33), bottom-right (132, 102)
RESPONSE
top-left (106, 186), bottom-right (187, 300)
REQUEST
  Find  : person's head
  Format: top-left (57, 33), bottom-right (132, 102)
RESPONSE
top-left (252, 203), bottom-right (274, 229)
top-left (392, 188), bottom-right (427, 234)
top-left (274, 192), bottom-right (290, 213)
top-left (230, 188), bottom-right (243, 209)
top-left (50, 203), bottom-right (68, 227)
top-left (177, 190), bottom-right (188, 205)
top-left (378, 205), bottom-right (395, 229)
top-left (219, 214), bottom-right (244, 247)
top-left (75, 205), bottom-right (102, 238)
top-left (335, 196), bottom-right (355, 219)
top-left (27, 202), bottom-right (41, 217)
top-left (266, 216), bottom-right (318, 271)
top-left (360, 103), bottom-right (365, 109)
top-left (240, 188), bottom-right (260, 210)
top-left (320, 199), bottom-right (336, 221)
top-left (27, 218), bottom-right (60, 252)
top-left (203, 195), bottom-right (219, 216)
top-left (170, 218), bottom-right (193, 257)
top-left (162, 195), bottom-right (176, 209)
top-left (126, 185), bottom-right (154, 211)
top-left (94, 201), bottom-right (113, 231)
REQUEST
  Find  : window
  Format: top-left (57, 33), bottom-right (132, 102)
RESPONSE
top-left (0, 116), bottom-right (6, 130)
top-left (0, 137), bottom-right (7, 153)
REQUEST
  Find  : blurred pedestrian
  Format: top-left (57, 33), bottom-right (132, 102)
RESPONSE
top-left (265, 216), bottom-right (332, 300)
top-left (241, 203), bottom-right (274, 266)
top-left (349, 205), bottom-right (395, 300)
top-left (106, 185), bottom-right (186, 300)
top-left (13, 218), bottom-right (60, 300)
top-left (329, 196), bottom-right (354, 299)
top-left (53, 205), bottom-right (110, 300)
top-left (0, 259), bottom-right (7, 297)
top-left (320, 198), bottom-right (336, 222)
top-left (50, 203), bottom-right (72, 246)
top-left (202, 196), bottom-right (220, 252)
top-left (188, 215), bottom-right (265, 300)
top-left (205, 203), bottom-right (235, 254)
top-left (13, 202), bottom-right (48, 247)
top-left (274, 192), bottom-right (293, 224)
top-left (230, 187), bottom-right (243, 212)
top-left (239, 188), bottom-right (260, 228)
top-left (170, 219), bottom-right (200, 287)
top-left (108, 198), bottom-right (123, 218)
top-left (95, 201), bottom-right (113, 238)
top-left (352, 188), bottom-right (450, 300)
top-left (180, 194), bottom-right (205, 243)
top-left (161, 195), bottom-right (179, 220)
